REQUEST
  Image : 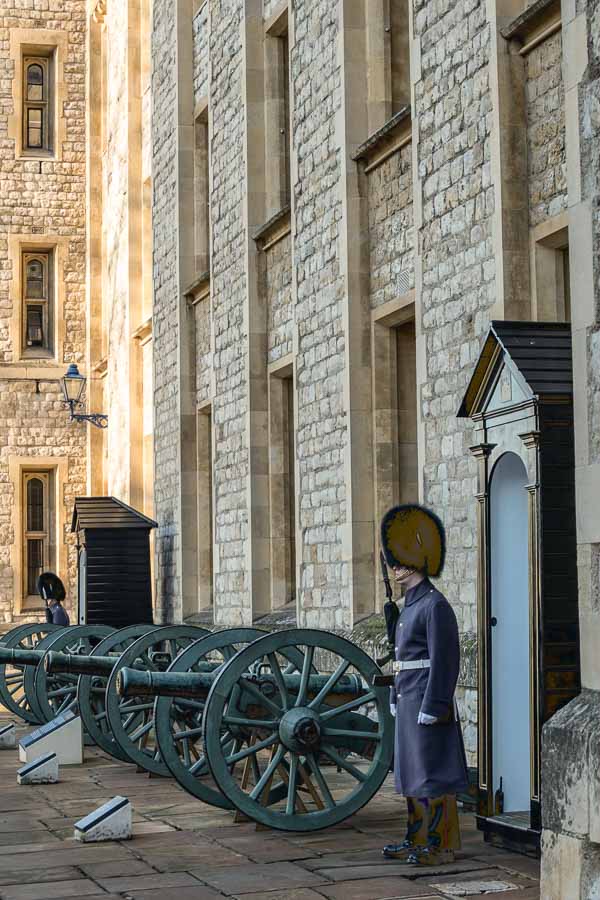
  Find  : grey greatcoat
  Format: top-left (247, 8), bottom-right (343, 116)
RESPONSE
top-left (392, 577), bottom-right (468, 798)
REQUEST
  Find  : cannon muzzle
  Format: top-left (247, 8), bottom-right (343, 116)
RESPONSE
top-left (0, 647), bottom-right (44, 667)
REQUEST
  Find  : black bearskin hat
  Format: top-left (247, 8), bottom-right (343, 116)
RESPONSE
top-left (37, 572), bottom-right (66, 602)
top-left (381, 504), bottom-right (446, 577)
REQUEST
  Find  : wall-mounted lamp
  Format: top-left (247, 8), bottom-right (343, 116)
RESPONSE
top-left (61, 363), bottom-right (108, 429)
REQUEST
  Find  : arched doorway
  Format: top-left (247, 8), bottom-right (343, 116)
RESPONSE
top-left (490, 451), bottom-right (530, 814)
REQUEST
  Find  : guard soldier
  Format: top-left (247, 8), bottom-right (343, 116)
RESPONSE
top-left (38, 572), bottom-right (70, 627)
top-left (380, 504), bottom-right (468, 866)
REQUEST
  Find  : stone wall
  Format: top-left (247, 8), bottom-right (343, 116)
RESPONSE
top-left (265, 234), bottom-right (293, 365)
top-left (209, 0), bottom-right (251, 625)
top-left (152, 0), bottom-right (180, 622)
top-left (293, 1), bottom-right (348, 630)
top-left (526, 30), bottom-right (567, 227)
top-left (414, 0), bottom-right (493, 636)
top-left (368, 144), bottom-right (414, 309)
top-left (0, 0), bottom-right (87, 624)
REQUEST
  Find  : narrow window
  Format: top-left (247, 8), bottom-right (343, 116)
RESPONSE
top-left (194, 112), bottom-right (210, 275)
top-left (23, 473), bottom-right (51, 598)
top-left (269, 371), bottom-right (296, 610)
top-left (534, 229), bottom-right (570, 322)
top-left (389, 0), bottom-right (410, 113)
top-left (284, 375), bottom-right (296, 603)
top-left (396, 319), bottom-right (418, 503)
top-left (196, 408), bottom-right (213, 610)
top-left (23, 56), bottom-right (53, 154)
top-left (265, 13), bottom-right (290, 216)
top-left (22, 250), bottom-right (53, 356)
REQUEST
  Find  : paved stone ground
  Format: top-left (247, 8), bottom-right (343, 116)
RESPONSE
top-left (0, 719), bottom-right (540, 900)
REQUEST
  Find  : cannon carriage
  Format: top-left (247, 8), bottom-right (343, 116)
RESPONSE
top-left (0, 622), bottom-right (393, 832)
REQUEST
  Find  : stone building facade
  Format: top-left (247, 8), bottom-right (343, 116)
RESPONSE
top-left (0, 0), bottom-right (88, 625)
top-left (151, 0), bottom-right (600, 888)
top-left (0, 0), bottom-right (154, 628)
top-left (86, 0), bottom-right (154, 521)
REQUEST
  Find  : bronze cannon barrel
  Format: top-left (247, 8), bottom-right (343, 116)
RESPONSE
top-left (45, 651), bottom-right (225, 678)
top-left (0, 647), bottom-right (45, 667)
top-left (45, 651), bottom-right (122, 677)
top-left (117, 667), bottom-right (365, 701)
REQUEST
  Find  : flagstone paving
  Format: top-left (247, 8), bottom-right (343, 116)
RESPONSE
top-left (0, 719), bottom-right (540, 900)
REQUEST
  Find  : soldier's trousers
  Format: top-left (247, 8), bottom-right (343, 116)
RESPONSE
top-left (406, 794), bottom-right (461, 851)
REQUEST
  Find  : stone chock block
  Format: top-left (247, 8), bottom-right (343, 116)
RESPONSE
top-left (74, 796), bottom-right (132, 842)
top-left (19, 710), bottom-right (83, 765)
top-left (0, 722), bottom-right (16, 748)
top-left (17, 751), bottom-right (59, 784)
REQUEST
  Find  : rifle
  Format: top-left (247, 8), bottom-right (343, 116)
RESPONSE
top-left (376, 550), bottom-right (397, 669)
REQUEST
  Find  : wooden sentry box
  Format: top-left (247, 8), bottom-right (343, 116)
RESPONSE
top-left (458, 321), bottom-right (580, 855)
top-left (72, 497), bottom-right (157, 628)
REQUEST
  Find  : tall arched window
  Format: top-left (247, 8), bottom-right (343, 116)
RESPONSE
top-left (24, 473), bottom-right (49, 597)
top-left (23, 56), bottom-right (52, 153)
top-left (22, 250), bottom-right (53, 355)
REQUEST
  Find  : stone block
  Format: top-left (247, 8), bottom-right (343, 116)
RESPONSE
top-left (17, 752), bottom-right (59, 785)
top-left (19, 711), bottom-right (83, 766)
top-left (0, 722), bottom-right (16, 749)
top-left (74, 796), bottom-right (132, 843)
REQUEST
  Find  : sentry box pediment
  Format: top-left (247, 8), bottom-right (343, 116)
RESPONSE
top-left (72, 497), bottom-right (157, 629)
top-left (458, 321), bottom-right (579, 856)
top-left (458, 320), bottom-right (572, 420)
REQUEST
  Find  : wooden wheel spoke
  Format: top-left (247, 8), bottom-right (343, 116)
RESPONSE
top-left (305, 753), bottom-right (336, 807)
top-left (286, 752), bottom-right (299, 814)
top-left (130, 719), bottom-right (153, 743)
top-left (308, 659), bottom-right (351, 710)
top-left (189, 754), bottom-right (209, 775)
top-left (173, 725), bottom-right (204, 742)
top-left (249, 744), bottom-right (285, 800)
top-left (267, 654), bottom-right (290, 711)
top-left (320, 691), bottom-right (376, 721)
top-left (320, 744), bottom-right (368, 782)
top-left (226, 732), bottom-right (277, 766)
top-left (294, 646), bottom-right (315, 708)
top-left (222, 715), bottom-right (277, 729)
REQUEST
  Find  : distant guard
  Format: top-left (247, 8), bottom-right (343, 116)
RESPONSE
top-left (38, 572), bottom-right (70, 627)
top-left (380, 504), bottom-right (468, 865)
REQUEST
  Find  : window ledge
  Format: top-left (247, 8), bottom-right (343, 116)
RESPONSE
top-left (352, 107), bottom-right (412, 173)
top-left (253, 205), bottom-right (291, 251)
top-left (501, 0), bottom-right (561, 50)
top-left (184, 271), bottom-right (211, 306)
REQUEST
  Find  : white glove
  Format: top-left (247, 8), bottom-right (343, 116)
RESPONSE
top-left (418, 711), bottom-right (437, 725)
top-left (390, 703), bottom-right (396, 717)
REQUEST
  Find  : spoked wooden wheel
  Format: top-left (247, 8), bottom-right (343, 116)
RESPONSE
top-left (32, 625), bottom-right (114, 723)
top-left (155, 627), bottom-right (309, 809)
top-left (77, 624), bottom-right (158, 762)
top-left (0, 624), bottom-right (61, 723)
top-left (105, 625), bottom-right (209, 774)
top-left (203, 629), bottom-right (394, 831)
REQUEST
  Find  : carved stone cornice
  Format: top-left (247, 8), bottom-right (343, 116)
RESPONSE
top-left (469, 443), bottom-right (497, 460)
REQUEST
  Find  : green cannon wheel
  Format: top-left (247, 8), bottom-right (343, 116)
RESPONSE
top-left (203, 628), bottom-right (394, 832)
top-left (31, 625), bottom-right (114, 723)
top-left (77, 624), bottom-right (159, 762)
top-left (106, 625), bottom-right (209, 774)
top-left (0, 624), bottom-right (61, 723)
top-left (154, 627), bottom-right (316, 809)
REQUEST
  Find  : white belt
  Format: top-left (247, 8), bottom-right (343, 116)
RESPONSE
top-left (392, 659), bottom-right (431, 673)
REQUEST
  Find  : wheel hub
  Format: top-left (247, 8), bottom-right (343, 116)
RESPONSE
top-left (279, 706), bottom-right (321, 752)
